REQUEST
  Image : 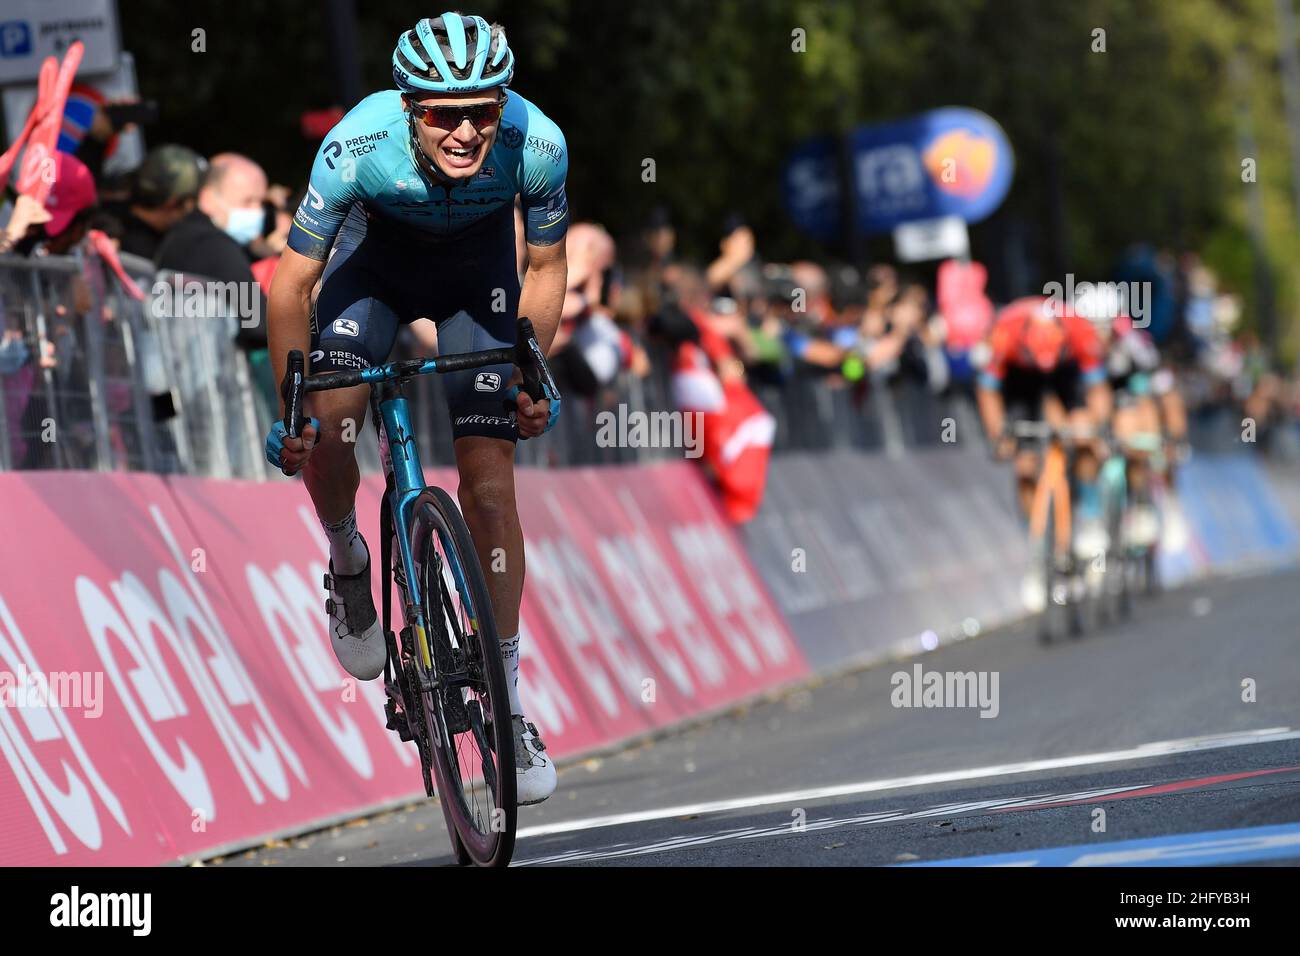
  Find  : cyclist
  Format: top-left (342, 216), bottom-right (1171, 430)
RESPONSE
top-left (264, 12), bottom-right (568, 805)
top-left (1074, 285), bottom-right (1164, 553)
top-left (976, 295), bottom-right (1112, 609)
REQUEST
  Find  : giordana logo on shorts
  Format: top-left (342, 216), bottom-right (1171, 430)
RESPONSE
top-left (332, 318), bottom-right (360, 337)
top-left (474, 371), bottom-right (501, 392)
top-left (50, 886), bottom-right (151, 936)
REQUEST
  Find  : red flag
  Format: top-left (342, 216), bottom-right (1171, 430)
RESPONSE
top-left (672, 340), bottom-right (775, 523)
top-left (17, 42), bottom-right (84, 204)
top-left (0, 55), bottom-right (58, 187)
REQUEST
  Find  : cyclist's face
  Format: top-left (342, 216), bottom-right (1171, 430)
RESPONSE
top-left (405, 92), bottom-right (503, 180)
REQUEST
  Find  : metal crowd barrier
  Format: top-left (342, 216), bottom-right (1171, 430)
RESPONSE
top-left (12, 245), bottom-right (1256, 480)
top-left (0, 250), bottom-right (272, 478)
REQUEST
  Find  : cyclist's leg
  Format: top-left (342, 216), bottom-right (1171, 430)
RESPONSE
top-left (429, 216), bottom-right (555, 802)
top-left (1048, 363), bottom-right (1103, 560)
top-left (1004, 368), bottom-right (1050, 610)
top-left (305, 212), bottom-right (403, 541)
top-left (1123, 392), bottom-right (1162, 549)
top-left (427, 228), bottom-right (523, 641)
top-left (1001, 367), bottom-right (1041, 520)
top-left (304, 211), bottom-right (404, 680)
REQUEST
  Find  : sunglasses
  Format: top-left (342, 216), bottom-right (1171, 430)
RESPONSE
top-left (405, 98), bottom-right (505, 131)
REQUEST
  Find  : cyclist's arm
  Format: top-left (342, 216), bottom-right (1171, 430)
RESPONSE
top-left (517, 110), bottom-right (569, 354)
top-left (976, 378), bottom-right (1006, 442)
top-left (267, 247), bottom-right (326, 417)
top-left (1085, 379), bottom-right (1113, 425)
top-left (519, 237), bottom-right (567, 355)
top-left (976, 332), bottom-right (1007, 441)
top-left (1070, 317), bottom-right (1112, 425)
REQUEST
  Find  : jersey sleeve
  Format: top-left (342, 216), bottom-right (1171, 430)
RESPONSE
top-left (288, 133), bottom-right (362, 260)
top-left (518, 111), bottom-right (569, 247)
top-left (1065, 316), bottom-right (1107, 384)
top-left (977, 316), bottom-right (1013, 389)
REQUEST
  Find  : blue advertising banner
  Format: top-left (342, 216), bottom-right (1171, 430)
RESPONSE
top-left (783, 107), bottom-right (1015, 240)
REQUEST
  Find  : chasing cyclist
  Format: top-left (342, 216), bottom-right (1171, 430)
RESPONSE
top-left (976, 295), bottom-right (1112, 609)
top-left (264, 12), bottom-right (568, 805)
top-left (1073, 285), bottom-right (1164, 556)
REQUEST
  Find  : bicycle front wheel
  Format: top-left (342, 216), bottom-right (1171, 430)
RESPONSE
top-left (409, 487), bottom-right (516, 867)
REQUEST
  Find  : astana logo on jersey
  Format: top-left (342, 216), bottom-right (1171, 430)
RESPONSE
top-left (499, 123), bottom-right (524, 149)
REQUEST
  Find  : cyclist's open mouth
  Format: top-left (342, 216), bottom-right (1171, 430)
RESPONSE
top-left (441, 141), bottom-right (482, 170)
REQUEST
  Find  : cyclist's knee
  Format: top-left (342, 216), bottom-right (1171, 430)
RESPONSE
top-left (459, 472), bottom-right (516, 527)
top-left (456, 441), bottom-right (518, 527)
top-left (307, 388), bottom-right (368, 464)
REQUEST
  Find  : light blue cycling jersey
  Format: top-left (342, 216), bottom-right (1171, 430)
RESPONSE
top-left (289, 89), bottom-right (569, 260)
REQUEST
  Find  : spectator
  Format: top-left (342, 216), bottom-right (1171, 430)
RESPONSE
top-left (155, 152), bottom-right (269, 348)
top-left (706, 214), bottom-right (760, 298)
top-left (60, 85), bottom-right (153, 182)
top-left (155, 152), bottom-right (273, 424)
top-left (248, 184), bottom-right (296, 295)
top-left (550, 222), bottom-right (636, 398)
top-left (116, 144), bottom-right (207, 261)
top-left (0, 152), bottom-right (98, 257)
top-left (631, 206), bottom-right (679, 318)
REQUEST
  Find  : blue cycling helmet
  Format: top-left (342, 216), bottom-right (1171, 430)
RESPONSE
top-left (392, 13), bottom-right (514, 94)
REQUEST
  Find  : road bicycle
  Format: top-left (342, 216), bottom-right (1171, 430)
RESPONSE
top-left (280, 316), bottom-right (553, 867)
top-left (1009, 420), bottom-right (1096, 642)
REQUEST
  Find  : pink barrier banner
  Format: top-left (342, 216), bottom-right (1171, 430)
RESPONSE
top-left (0, 463), bottom-right (805, 865)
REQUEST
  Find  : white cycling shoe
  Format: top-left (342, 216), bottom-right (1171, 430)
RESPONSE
top-left (512, 715), bottom-right (556, 806)
top-left (1124, 504), bottom-right (1161, 549)
top-left (1021, 568), bottom-right (1047, 613)
top-left (323, 544), bottom-right (388, 681)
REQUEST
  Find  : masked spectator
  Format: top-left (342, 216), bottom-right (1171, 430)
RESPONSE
top-left (155, 152), bottom-right (269, 348)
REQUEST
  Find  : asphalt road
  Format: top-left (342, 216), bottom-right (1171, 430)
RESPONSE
top-left (210, 566), bottom-right (1300, 867)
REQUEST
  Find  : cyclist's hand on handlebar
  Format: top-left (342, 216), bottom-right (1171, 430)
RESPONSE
top-left (994, 435), bottom-right (1017, 461)
top-left (266, 418), bottom-right (320, 475)
top-left (508, 368), bottom-right (550, 439)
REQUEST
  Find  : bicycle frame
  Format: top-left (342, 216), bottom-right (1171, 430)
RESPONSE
top-left (368, 373), bottom-right (484, 673)
top-left (284, 327), bottom-right (533, 674)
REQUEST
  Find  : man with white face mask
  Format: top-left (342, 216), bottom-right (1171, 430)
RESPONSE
top-left (155, 153), bottom-right (269, 350)
top-left (201, 153), bottom-right (270, 248)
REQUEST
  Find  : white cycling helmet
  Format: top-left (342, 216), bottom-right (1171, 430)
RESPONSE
top-left (392, 12), bottom-right (514, 94)
top-left (1073, 282), bottom-right (1124, 335)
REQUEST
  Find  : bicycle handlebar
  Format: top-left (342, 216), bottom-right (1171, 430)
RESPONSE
top-left (1006, 420), bottom-right (1100, 442)
top-left (279, 316), bottom-right (550, 439)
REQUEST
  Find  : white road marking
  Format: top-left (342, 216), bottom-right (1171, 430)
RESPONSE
top-left (517, 727), bottom-right (1298, 840)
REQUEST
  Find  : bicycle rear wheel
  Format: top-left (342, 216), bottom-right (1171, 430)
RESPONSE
top-left (409, 487), bottom-right (516, 867)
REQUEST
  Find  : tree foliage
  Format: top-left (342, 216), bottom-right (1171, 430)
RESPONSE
top-left (119, 0), bottom-right (1299, 355)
